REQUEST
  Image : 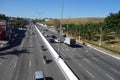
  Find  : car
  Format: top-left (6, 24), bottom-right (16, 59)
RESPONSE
top-left (51, 35), bottom-right (56, 39)
top-left (44, 34), bottom-right (48, 37)
top-left (33, 71), bottom-right (45, 80)
top-left (54, 39), bottom-right (60, 43)
top-left (54, 38), bottom-right (63, 43)
top-left (49, 38), bottom-right (54, 43)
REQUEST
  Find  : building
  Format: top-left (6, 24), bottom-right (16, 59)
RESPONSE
top-left (0, 20), bottom-right (6, 40)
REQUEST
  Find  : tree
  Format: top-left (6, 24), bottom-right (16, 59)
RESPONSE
top-left (0, 14), bottom-right (8, 20)
top-left (104, 11), bottom-right (120, 38)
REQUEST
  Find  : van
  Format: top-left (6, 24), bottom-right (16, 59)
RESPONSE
top-left (33, 71), bottom-right (45, 80)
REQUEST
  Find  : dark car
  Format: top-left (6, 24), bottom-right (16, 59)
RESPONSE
top-left (49, 38), bottom-right (54, 43)
top-left (51, 35), bottom-right (56, 39)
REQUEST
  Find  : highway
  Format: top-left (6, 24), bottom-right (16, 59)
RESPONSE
top-left (0, 24), bottom-right (66, 80)
top-left (37, 24), bottom-right (120, 80)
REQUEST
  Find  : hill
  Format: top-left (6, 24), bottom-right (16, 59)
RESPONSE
top-left (44, 18), bottom-right (104, 25)
top-left (61, 18), bottom-right (104, 25)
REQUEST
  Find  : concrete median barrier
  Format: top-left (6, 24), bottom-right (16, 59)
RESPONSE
top-left (35, 25), bottom-right (79, 80)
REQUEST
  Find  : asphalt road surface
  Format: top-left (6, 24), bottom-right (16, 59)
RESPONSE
top-left (0, 23), bottom-right (66, 80)
top-left (37, 24), bottom-right (120, 80)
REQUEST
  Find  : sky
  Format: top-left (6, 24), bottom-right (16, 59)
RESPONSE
top-left (0, 0), bottom-right (120, 19)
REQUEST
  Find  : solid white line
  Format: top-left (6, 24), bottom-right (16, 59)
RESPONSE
top-left (86, 71), bottom-right (95, 78)
top-left (111, 68), bottom-right (120, 74)
top-left (105, 73), bottom-right (115, 80)
top-left (88, 45), bottom-right (120, 60)
top-left (29, 61), bottom-right (31, 67)
top-left (14, 62), bottom-right (17, 68)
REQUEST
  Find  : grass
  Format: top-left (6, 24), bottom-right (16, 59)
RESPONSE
top-left (61, 18), bottom-right (104, 25)
top-left (87, 39), bottom-right (120, 54)
top-left (43, 18), bottom-right (104, 25)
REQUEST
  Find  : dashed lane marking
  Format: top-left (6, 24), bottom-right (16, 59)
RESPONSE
top-left (85, 50), bottom-right (88, 52)
top-left (14, 62), bottom-right (17, 68)
top-left (66, 48), bottom-right (69, 51)
top-left (105, 73), bottom-right (115, 80)
top-left (84, 58), bottom-right (90, 63)
top-left (86, 70), bottom-right (95, 78)
top-left (29, 61), bottom-right (31, 67)
top-left (111, 68), bottom-right (120, 74)
top-left (43, 60), bottom-right (46, 64)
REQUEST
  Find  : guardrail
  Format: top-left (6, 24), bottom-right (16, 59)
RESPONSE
top-left (35, 25), bottom-right (79, 80)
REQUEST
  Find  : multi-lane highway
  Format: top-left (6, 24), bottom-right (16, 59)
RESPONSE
top-left (0, 22), bottom-right (120, 80)
top-left (0, 23), bottom-right (66, 80)
top-left (37, 24), bottom-right (120, 80)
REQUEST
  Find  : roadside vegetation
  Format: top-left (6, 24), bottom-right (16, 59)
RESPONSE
top-left (0, 14), bottom-right (29, 28)
top-left (44, 11), bottom-right (120, 54)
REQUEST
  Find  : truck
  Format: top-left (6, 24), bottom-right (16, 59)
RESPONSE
top-left (64, 37), bottom-right (76, 46)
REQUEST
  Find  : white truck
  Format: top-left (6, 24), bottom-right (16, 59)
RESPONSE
top-left (64, 37), bottom-right (76, 46)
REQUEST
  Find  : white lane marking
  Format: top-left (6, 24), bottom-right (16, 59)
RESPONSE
top-left (29, 61), bottom-right (31, 67)
top-left (105, 73), bottom-right (115, 80)
top-left (84, 58), bottom-right (90, 63)
top-left (86, 71), bottom-right (95, 78)
top-left (111, 68), bottom-right (120, 74)
top-left (73, 48), bottom-right (77, 50)
top-left (66, 48), bottom-right (69, 51)
top-left (85, 50), bottom-right (88, 52)
top-left (29, 51), bottom-right (32, 53)
top-left (14, 62), bottom-right (17, 68)
top-left (92, 57), bottom-right (99, 61)
top-left (36, 39), bottom-right (40, 47)
top-left (61, 52), bottom-right (66, 57)
top-left (43, 60), bottom-right (46, 64)
top-left (0, 63), bottom-right (1, 65)
top-left (88, 45), bottom-right (120, 60)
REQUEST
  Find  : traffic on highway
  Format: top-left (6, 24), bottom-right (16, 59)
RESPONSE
top-left (0, 22), bottom-right (120, 80)
top-left (36, 23), bottom-right (120, 80)
top-left (1, 0), bottom-right (120, 80)
top-left (0, 23), bottom-right (67, 80)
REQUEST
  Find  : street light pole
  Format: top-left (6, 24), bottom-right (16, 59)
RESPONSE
top-left (58, 0), bottom-right (64, 58)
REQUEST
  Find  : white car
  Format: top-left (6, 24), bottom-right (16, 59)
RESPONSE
top-left (33, 71), bottom-right (45, 80)
top-left (54, 38), bottom-right (62, 43)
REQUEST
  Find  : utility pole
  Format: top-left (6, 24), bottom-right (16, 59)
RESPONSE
top-left (79, 26), bottom-right (80, 40)
top-left (67, 16), bottom-right (70, 36)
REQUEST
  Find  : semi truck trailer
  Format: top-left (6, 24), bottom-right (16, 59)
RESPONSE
top-left (64, 37), bottom-right (76, 46)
